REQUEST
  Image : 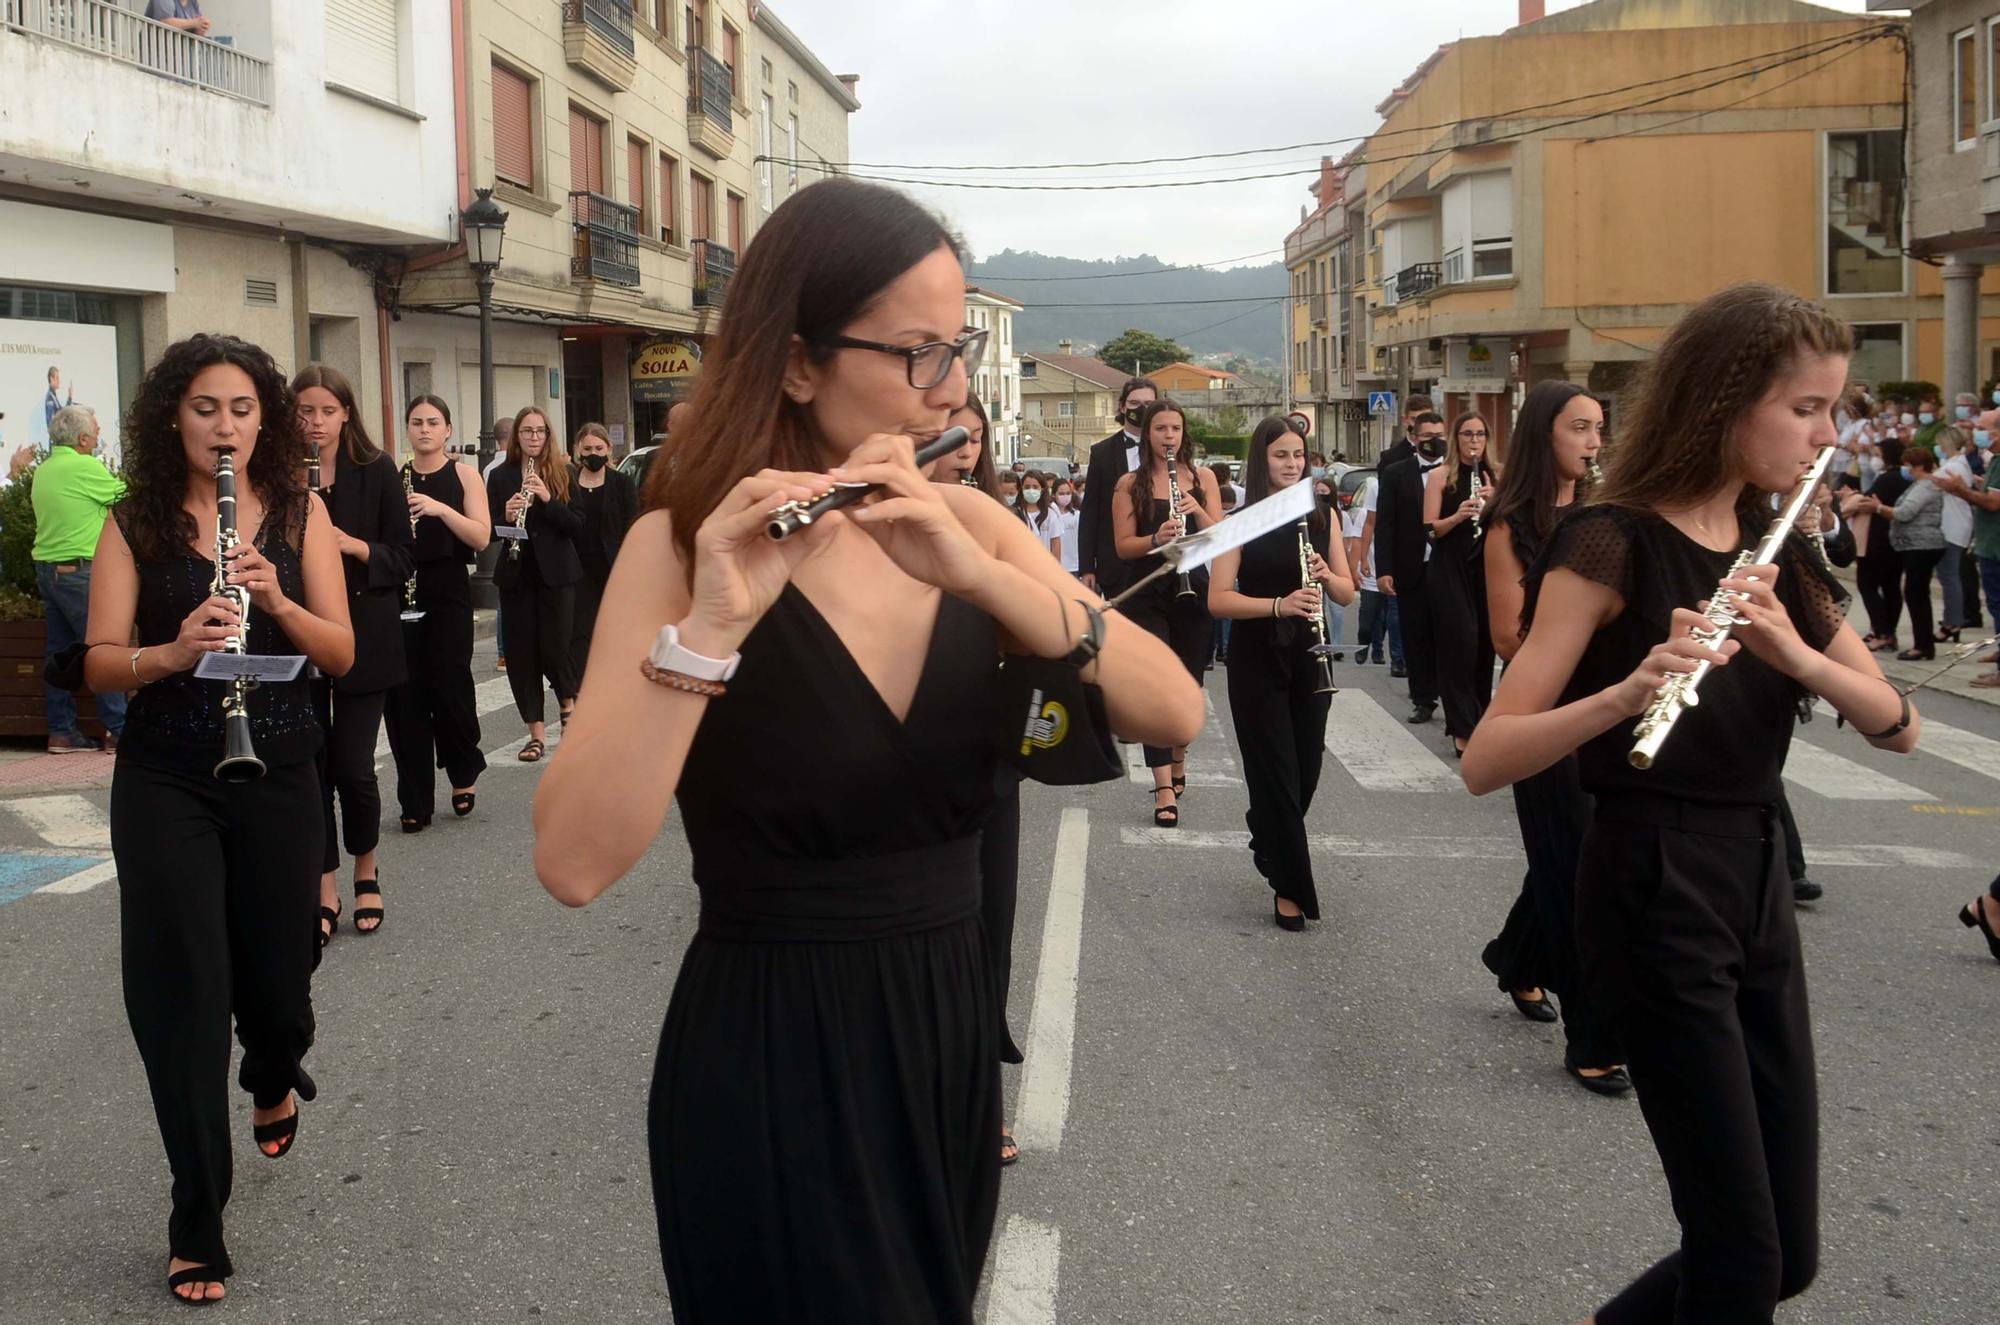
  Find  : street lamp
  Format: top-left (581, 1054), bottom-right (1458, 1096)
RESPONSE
top-left (461, 187), bottom-right (509, 476)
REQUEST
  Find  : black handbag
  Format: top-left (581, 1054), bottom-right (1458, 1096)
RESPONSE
top-left (998, 599), bottom-right (1121, 786)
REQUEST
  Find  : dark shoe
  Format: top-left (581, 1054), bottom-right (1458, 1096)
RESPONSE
top-left (1937, 626), bottom-right (1961, 644)
top-left (1868, 637), bottom-right (1897, 653)
top-left (102, 730), bottom-right (119, 754)
top-left (166, 1264), bottom-right (226, 1307)
top-left (1330, 649), bottom-right (1346, 661)
top-left (1273, 896), bottom-right (1305, 932)
top-left (1406, 702), bottom-right (1436, 724)
top-left (1510, 988), bottom-right (1558, 1023)
top-left (252, 1100), bottom-right (299, 1158)
top-left (1792, 877), bottom-right (1823, 904)
top-left (1565, 1060), bottom-right (1633, 1096)
top-left (1000, 1129), bottom-right (1020, 1168)
top-left (1370, 653), bottom-right (1385, 665)
top-left (451, 791), bottom-right (476, 817)
top-left (1389, 665), bottom-right (1408, 678)
top-left (45, 731), bottom-right (98, 755)
top-left (400, 815), bottom-right (429, 834)
top-left (496, 656), bottom-right (508, 671)
top-left (1152, 787), bottom-right (1179, 828)
top-left (1959, 896), bottom-right (2000, 962)
top-left (353, 877), bottom-right (383, 935)
top-left (318, 900), bottom-right (341, 949)
top-left (518, 737), bottom-right (545, 762)
top-left (1895, 648), bottom-right (1935, 662)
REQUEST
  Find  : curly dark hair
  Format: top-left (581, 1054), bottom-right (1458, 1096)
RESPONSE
top-left (119, 333), bottom-right (307, 561)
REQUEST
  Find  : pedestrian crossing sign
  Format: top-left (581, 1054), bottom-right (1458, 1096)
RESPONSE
top-left (1368, 391), bottom-right (1397, 415)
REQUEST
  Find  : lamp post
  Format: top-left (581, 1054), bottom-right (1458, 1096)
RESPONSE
top-left (461, 188), bottom-right (509, 475)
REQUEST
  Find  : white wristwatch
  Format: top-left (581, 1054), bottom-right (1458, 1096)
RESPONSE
top-left (649, 621), bottom-right (741, 682)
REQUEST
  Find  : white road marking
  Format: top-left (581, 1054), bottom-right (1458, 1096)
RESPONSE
top-left (1013, 807), bottom-right (1089, 1155)
top-left (7, 795), bottom-right (110, 849)
top-left (373, 675), bottom-right (521, 764)
top-left (1321, 689), bottom-right (1461, 792)
top-left (1813, 699), bottom-right (2000, 787)
top-left (1783, 741), bottom-right (1932, 801)
top-left (1122, 827), bottom-right (1975, 870)
top-left (36, 860), bottom-right (118, 895)
top-left (984, 1215), bottom-right (1060, 1325)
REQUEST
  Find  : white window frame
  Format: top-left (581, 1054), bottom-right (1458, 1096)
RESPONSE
top-left (1820, 129), bottom-right (1909, 300)
top-left (1986, 17), bottom-right (2000, 128)
top-left (1848, 320), bottom-right (1909, 384)
top-left (1955, 27), bottom-right (1978, 150)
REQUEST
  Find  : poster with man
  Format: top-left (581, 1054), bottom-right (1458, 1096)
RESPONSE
top-left (0, 320), bottom-right (122, 468)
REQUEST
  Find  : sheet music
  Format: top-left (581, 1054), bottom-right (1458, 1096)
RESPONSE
top-left (1168, 478), bottom-right (1316, 572)
top-left (194, 653), bottom-right (307, 682)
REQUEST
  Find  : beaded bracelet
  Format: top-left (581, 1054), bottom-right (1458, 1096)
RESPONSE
top-left (639, 658), bottom-right (727, 697)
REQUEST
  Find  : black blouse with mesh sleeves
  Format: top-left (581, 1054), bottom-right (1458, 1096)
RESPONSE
top-left (1523, 504), bottom-right (1850, 806)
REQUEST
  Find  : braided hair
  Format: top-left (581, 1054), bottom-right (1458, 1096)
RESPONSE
top-left (1593, 282), bottom-right (1853, 529)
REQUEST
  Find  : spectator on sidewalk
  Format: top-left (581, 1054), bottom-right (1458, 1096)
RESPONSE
top-left (33, 405), bottom-right (126, 753)
top-left (1936, 428), bottom-right (1976, 645)
top-left (1859, 444), bottom-right (1945, 661)
top-left (1932, 454), bottom-right (2000, 688)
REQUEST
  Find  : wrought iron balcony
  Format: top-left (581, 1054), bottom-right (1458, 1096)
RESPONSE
top-left (3, 0), bottom-right (271, 104)
top-left (569, 191), bottom-right (640, 287)
top-left (1383, 261), bottom-right (1441, 307)
top-left (687, 45), bottom-right (734, 155)
top-left (561, 0), bottom-right (635, 89)
top-left (563, 0), bottom-right (633, 54)
top-left (692, 238), bottom-right (735, 308)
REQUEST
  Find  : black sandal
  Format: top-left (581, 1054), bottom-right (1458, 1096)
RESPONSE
top-left (353, 877), bottom-right (383, 935)
top-left (1152, 787), bottom-right (1179, 828)
top-left (451, 790), bottom-right (476, 817)
top-left (400, 815), bottom-right (429, 834)
top-left (166, 1264), bottom-right (226, 1306)
top-left (252, 1102), bottom-right (299, 1159)
top-left (317, 900), bottom-right (340, 950)
top-left (518, 738), bottom-right (545, 763)
top-left (1000, 1129), bottom-right (1020, 1167)
top-left (1171, 764), bottom-right (1187, 798)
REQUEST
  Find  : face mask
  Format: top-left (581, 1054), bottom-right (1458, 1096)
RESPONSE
top-left (1419, 437), bottom-right (1444, 459)
top-left (1021, 488), bottom-right (1041, 505)
top-left (1956, 405), bottom-right (1973, 420)
top-left (1309, 465), bottom-right (1326, 479)
top-left (1919, 413), bottom-right (1936, 426)
top-left (1900, 465), bottom-right (1913, 481)
top-left (1004, 492), bottom-right (1017, 506)
top-left (1901, 413), bottom-right (1916, 426)
top-left (1055, 493), bottom-right (1073, 508)
top-left (1976, 429), bottom-right (1993, 450)
top-left (1124, 407), bottom-right (1147, 428)
top-left (580, 453), bottom-right (608, 471)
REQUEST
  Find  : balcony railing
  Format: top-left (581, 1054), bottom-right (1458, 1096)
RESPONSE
top-left (569, 191), bottom-right (640, 287)
top-left (562, 0), bottom-right (634, 55)
top-left (692, 237), bottom-right (735, 307)
top-left (688, 46), bottom-right (733, 132)
top-left (1308, 290), bottom-right (1329, 326)
top-left (1310, 366), bottom-right (1329, 398)
top-left (3, 0), bottom-right (271, 104)
top-left (1382, 261), bottom-right (1441, 307)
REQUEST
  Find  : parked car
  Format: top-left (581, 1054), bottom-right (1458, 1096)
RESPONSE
top-left (1335, 465), bottom-right (1376, 512)
top-left (619, 445), bottom-right (663, 489)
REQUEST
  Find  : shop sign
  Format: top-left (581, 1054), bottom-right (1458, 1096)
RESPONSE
top-left (631, 338), bottom-right (701, 403)
top-left (1439, 337), bottom-right (1510, 395)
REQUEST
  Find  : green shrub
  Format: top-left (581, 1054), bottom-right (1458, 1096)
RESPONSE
top-left (1876, 380), bottom-right (1940, 404)
top-left (0, 464), bottom-right (37, 597)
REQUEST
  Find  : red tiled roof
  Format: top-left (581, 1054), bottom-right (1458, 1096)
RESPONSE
top-left (1022, 353), bottom-right (1130, 390)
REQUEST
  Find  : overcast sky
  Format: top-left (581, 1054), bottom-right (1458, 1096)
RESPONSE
top-left (773, 0), bottom-right (1877, 270)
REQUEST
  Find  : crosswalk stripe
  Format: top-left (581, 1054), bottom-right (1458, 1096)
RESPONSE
top-left (984, 1215), bottom-right (1061, 1325)
top-left (1813, 698), bottom-right (2000, 787)
top-left (1783, 741), bottom-right (1932, 801)
top-left (1121, 736), bottom-right (1242, 787)
top-left (1320, 689), bottom-right (1460, 793)
top-left (36, 860), bottom-right (118, 895)
top-left (1120, 826), bottom-right (1976, 870)
top-left (372, 675), bottom-right (521, 764)
top-left (6, 795), bottom-right (109, 849)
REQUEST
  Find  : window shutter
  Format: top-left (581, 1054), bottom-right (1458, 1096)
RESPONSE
top-left (492, 63), bottom-right (534, 188)
top-left (327, 0), bottom-right (399, 103)
top-left (690, 174), bottom-right (712, 242)
top-left (1471, 171), bottom-right (1511, 243)
top-left (569, 106), bottom-right (604, 195)
top-left (628, 138), bottom-right (648, 231)
top-left (659, 152), bottom-right (678, 244)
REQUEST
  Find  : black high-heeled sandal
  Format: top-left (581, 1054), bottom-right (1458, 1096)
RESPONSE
top-left (317, 900), bottom-right (341, 950)
top-left (1958, 895), bottom-right (2000, 962)
top-left (1151, 787), bottom-right (1179, 828)
top-left (1171, 764), bottom-right (1187, 798)
top-left (400, 814), bottom-right (429, 834)
top-left (166, 1264), bottom-right (226, 1306)
top-left (353, 877), bottom-right (383, 935)
top-left (252, 1102), bottom-right (299, 1159)
top-left (1937, 626), bottom-right (1962, 644)
top-left (452, 791), bottom-right (475, 816)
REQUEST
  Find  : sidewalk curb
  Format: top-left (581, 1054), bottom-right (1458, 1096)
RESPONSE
top-left (1829, 563), bottom-right (1998, 710)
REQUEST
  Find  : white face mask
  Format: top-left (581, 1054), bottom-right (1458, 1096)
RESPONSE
top-left (1021, 488), bottom-right (1041, 505)
top-left (1055, 492), bottom-right (1073, 508)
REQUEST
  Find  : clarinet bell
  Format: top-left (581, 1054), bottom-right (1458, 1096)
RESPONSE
top-left (214, 714), bottom-right (266, 783)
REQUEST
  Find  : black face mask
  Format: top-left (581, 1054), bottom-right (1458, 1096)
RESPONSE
top-left (1417, 436), bottom-right (1445, 459)
top-left (580, 453), bottom-right (608, 471)
top-left (1124, 406), bottom-right (1149, 429)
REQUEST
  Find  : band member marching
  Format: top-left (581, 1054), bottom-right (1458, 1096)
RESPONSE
top-left (1207, 416), bottom-right (1355, 929)
top-left (1113, 397), bottom-right (1223, 826)
top-left (488, 406), bottom-right (582, 762)
top-left (1424, 410), bottom-right (1499, 756)
top-left (1463, 284), bottom-right (1920, 1325)
top-left (81, 333), bottom-right (354, 1307)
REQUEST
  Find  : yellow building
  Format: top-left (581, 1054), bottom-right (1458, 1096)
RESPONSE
top-left (1290, 0), bottom-right (1999, 459)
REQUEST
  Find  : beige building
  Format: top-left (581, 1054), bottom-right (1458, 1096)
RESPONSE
top-left (965, 286), bottom-right (1023, 460)
top-left (1017, 350), bottom-right (1127, 464)
top-left (394, 0), bottom-right (857, 453)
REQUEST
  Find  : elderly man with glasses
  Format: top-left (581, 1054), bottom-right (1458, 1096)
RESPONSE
top-left (33, 404), bottom-right (127, 753)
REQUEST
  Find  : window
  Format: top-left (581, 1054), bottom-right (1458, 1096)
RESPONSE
top-left (628, 137), bottom-right (649, 235)
top-left (659, 151), bottom-right (679, 245)
top-left (1826, 130), bottom-right (1903, 295)
top-left (759, 93), bottom-right (774, 212)
top-left (787, 113), bottom-right (799, 187)
top-left (690, 172), bottom-right (713, 242)
top-left (1989, 18), bottom-right (2000, 125)
top-left (788, 79), bottom-right (798, 103)
top-left (492, 61), bottom-right (535, 189)
top-left (1440, 170), bottom-right (1512, 283)
top-left (652, 1), bottom-right (671, 36)
top-left (685, 0), bottom-right (704, 49)
top-left (1057, 400), bottom-right (1076, 418)
top-left (1849, 323), bottom-right (1905, 389)
top-left (568, 104), bottom-right (605, 195)
top-left (760, 56), bottom-right (772, 83)
top-left (726, 190), bottom-right (745, 251)
top-left (722, 22), bottom-right (739, 97)
top-left (1957, 27), bottom-right (1978, 147)
top-left (327, 0), bottom-right (401, 104)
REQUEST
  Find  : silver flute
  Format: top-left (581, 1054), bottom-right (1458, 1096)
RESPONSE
top-left (766, 427), bottom-right (968, 540)
top-left (211, 452), bottom-right (265, 783)
top-left (1629, 446), bottom-right (1837, 769)
top-left (1166, 456), bottom-right (1197, 600)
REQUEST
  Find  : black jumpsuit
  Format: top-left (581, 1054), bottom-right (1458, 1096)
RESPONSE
top-left (1426, 461), bottom-right (1495, 741)
top-left (1120, 473), bottom-right (1212, 771)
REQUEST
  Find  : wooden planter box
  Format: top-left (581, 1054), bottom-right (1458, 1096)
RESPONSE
top-left (0, 617), bottom-right (106, 739)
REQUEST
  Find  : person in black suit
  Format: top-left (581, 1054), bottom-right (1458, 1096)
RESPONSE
top-left (293, 365), bottom-right (415, 944)
top-left (489, 405), bottom-right (583, 763)
top-left (564, 422), bottom-right (639, 682)
top-left (1076, 376), bottom-right (1156, 597)
top-left (1374, 409), bottom-right (1447, 722)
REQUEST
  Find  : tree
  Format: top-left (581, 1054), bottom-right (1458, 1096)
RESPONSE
top-left (1099, 328), bottom-right (1191, 377)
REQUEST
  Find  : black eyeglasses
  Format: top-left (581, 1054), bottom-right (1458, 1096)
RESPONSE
top-left (817, 327), bottom-right (989, 390)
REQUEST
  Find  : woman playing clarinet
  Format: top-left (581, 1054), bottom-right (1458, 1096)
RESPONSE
top-left (1463, 284), bottom-right (1920, 1325)
top-left (1207, 416), bottom-right (1354, 930)
top-left (82, 333), bottom-right (354, 1307)
top-left (1424, 410), bottom-right (1498, 757)
top-left (489, 405), bottom-right (582, 761)
top-left (531, 178), bottom-right (1200, 1324)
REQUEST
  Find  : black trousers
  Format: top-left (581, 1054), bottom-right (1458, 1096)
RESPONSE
top-left (1394, 575), bottom-right (1439, 706)
top-left (1121, 583), bottom-right (1211, 769)
top-left (980, 775), bottom-right (1024, 1065)
top-left (1777, 788), bottom-right (1806, 882)
top-left (1580, 795), bottom-right (1817, 1324)
top-left (1899, 547), bottom-right (1945, 655)
top-left (1427, 551), bottom-right (1492, 740)
top-left (1482, 754), bottom-right (1619, 1067)
top-left (1962, 546), bottom-right (1985, 627)
top-left (501, 578), bottom-right (578, 725)
top-left (1855, 546), bottom-right (1903, 641)
top-left (385, 580), bottom-right (486, 821)
top-left (111, 757), bottom-right (323, 1275)
top-left (311, 680), bottom-right (386, 873)
top-left (570, 567), bottom-right (609, 689)
top-left (1226, 623), bottom-right (1330, 918)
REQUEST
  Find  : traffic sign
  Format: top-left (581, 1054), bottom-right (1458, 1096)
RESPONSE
top-left (1368, 390), bottom-right (1397, 416)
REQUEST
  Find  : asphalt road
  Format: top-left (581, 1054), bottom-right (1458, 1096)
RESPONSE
top-left (0, 628), bottom-right (1994, 1324)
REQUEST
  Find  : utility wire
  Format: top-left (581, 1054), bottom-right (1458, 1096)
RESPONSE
top-left (757, 24), bottom-right (1893, 176)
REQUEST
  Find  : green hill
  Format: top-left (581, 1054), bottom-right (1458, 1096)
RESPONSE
top-left (968, 250), bottom-right (1287, 363)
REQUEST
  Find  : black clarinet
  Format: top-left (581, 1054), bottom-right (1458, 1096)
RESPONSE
top-left (212, 452), bottom-right (265, 783)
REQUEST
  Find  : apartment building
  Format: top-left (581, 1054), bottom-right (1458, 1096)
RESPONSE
top-left (965, 286), bottom-right (1023, 460)
top-left (1284, 154), bottom-right (1379, 458)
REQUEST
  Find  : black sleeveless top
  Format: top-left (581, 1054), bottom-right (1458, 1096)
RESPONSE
top-left (116, 502), bottom-right (323, 773)
top-left (1434, 462), bottom-right (1494, 564)
top-left (1126, 468), bottom-right (1209, 596)
top-left (1524, 505), bottom-right (1848, 805)
top-left (1232, 518), bottom-right (1329, 656)
top-left (408, 460), bottom-right (475, 564)
top-left (674, 586), bottom-right (1003, 935)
